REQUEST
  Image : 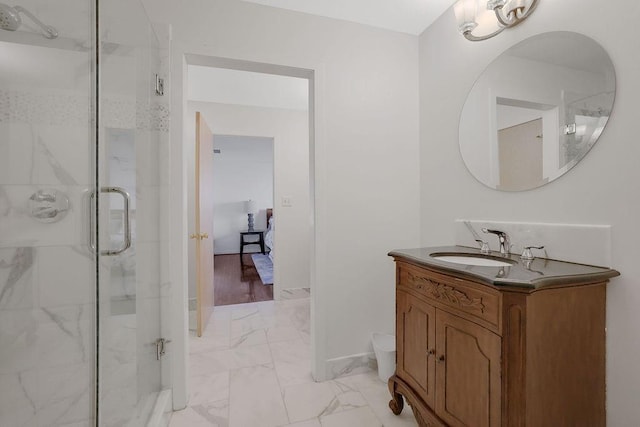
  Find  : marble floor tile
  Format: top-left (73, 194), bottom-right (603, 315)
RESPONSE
top-left (270, 338), bottom-right (310, 364)
top-left (280, 288), bottom-right (311, 300)
top-left (190, 343), bottom-right (272, 376)
top-left (189, 332), bottom-right (230, 354)
top-left (229, 364), bottom-right (288, 427)
top-left (330, 390), bottom-right (368, 414)
top-left (280, 418), bottom-right (321, 427)
top-left (188, 371), bottom-right (229, 406)
top-left (229, 328), bottom-right (267, 348)
top-left (170, 399), bottom-right (229, 427)
top-left (189, 352), bottom-right (225, 378)
top-left (274, 359), bottom-right (314, 388)
top-left (359, 384), bottom-right (418, 427)
top-left (266, 325), bottom-right (301, 343)
top-left (172, 298), bottom-right (416, 427)
top-left (329, 371), bottom-right (383, 394)
top-left (230, 311), bottom-right (265, 333)
top-left (319, 406), bottom-right (382, 427)
top-left (170, 407), bottom-right (209, 427)
top-left (201, 313), bottom-right (232, 339)
top-left (230, 305), bottom-right (261, 321)
top-left (282, 381), bottom-right (336, 423)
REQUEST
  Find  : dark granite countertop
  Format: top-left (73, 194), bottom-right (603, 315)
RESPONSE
top-left (388, 246), bottom-right (620, 290)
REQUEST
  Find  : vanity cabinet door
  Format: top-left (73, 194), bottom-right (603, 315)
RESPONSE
top-left (396, 290), bottom-right (436, 408)
top-left (435, 310), bottom-right (501, 427)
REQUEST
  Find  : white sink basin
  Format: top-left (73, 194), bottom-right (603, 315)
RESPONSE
top-left (431, 254), bottom-right (514, 267)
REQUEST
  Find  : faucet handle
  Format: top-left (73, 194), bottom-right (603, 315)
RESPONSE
top-left (521, 245), bottom-right (544, 261)
top-left (475, 239), bottom-right (491, 254)
top-left (481, 228), bottom-right (511, 255)
top-left (482, 228), bottom-right (507, 237)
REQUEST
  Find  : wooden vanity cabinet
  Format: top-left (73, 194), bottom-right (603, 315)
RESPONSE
top-left (389, 260), bottom-right (607, 427)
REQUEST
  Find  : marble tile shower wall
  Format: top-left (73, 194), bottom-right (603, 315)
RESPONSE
top-left (0, 76), bottom-right (97, 426)
top-left (0, 57), bottom-right (171, 427)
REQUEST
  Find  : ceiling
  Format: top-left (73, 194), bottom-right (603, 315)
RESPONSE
top-left (240, 0), bottom-right (455, 35)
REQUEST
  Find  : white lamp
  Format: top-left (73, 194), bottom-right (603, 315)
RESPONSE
top-left (245, 200), bottom-right (257, 231)
top-left (454, 0), bottom-right (539, 41)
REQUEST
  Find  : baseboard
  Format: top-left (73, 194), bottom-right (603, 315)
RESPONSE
top-left (325, 352), bottom-right (377, 380)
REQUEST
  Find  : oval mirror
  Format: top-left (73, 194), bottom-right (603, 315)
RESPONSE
top-left (459, 32), bottom-right (616, 191)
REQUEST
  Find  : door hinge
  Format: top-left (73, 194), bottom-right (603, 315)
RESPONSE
top-left (563, 123), bottom-right (577, 135)
top-left (155, 338), bottom-right (172, 360)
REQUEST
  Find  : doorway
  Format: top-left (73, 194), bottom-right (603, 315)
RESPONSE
top-left (169, 53), bottom-right (317, 409)
top-left (186, 64), bottom-right (311, 322)
top-left (212, 134), bottom-right (275, 306)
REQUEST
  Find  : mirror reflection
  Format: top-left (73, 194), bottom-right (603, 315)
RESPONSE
top-left (459, 32), bottom-right (616, 191)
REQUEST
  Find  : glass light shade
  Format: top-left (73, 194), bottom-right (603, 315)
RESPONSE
top-left (245, 200), bottom-right (257, 213)
top-left (454, 0), bottom-right (478, 33)
top-left (457, 0), bottom-right (538, 40)
top-left (472, 6), bottom-right (503, 35)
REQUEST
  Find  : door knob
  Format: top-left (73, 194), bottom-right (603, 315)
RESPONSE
top-left (190, 233), bottom-right (209, 240)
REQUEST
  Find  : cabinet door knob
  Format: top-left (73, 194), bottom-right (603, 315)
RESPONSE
top-left (437, 355), bottom-right (446, 362)
top-left (427, 349), bottom-right (436, 356)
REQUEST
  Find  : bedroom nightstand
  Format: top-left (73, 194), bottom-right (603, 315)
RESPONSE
top-left (239, 229), bottom-right (266, 266)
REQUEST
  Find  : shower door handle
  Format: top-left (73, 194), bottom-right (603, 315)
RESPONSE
top-left (89, 186), bottom-right (132, 256)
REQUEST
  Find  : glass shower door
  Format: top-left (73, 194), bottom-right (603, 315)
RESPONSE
top-left (98, 0), bottom-right (169, 425)
top-left (0, 1), bottom-right (169, 426)
top-left (0, 2), bottom-right (99, 426)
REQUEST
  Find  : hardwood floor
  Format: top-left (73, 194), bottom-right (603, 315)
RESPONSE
top-left (214, 253), bottom-right (273, 306)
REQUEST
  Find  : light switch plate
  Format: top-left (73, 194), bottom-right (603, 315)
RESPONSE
top-left (281, 197), bottom-right (292, 207)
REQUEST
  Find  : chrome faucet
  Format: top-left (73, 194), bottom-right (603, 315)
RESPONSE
top-left (482, 228), bottom-right (511, 255)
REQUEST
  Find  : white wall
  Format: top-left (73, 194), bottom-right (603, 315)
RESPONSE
top-left (419, 1), bottom-right (640, 423)
top-left (186, 101), bottom-right (310, 296)
top-left (150, 0), bottom-right (420, 384)
top-left (188, 65), bottom-right (309, 110)
top-left (209, 134), bottom-right (274, 255)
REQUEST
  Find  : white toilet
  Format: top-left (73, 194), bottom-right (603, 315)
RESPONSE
top-left (371, 333), bottom-right (396, 383)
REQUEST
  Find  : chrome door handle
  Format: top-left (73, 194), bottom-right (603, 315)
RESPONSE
top-left (89, 186), bottom-right (132, 256)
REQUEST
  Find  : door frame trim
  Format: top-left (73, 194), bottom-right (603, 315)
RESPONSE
top-left (169, 47), bottom-right (325, 409)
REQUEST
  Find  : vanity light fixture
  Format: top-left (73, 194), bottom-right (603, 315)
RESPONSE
top-left (454, 0), bottom-right (539, 41)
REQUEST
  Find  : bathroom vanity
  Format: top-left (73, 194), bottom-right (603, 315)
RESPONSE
top-left (387, 246), bottom-right (619, 427)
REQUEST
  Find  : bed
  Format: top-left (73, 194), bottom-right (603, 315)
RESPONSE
top-left (265, 208), bottom-right (274, 262)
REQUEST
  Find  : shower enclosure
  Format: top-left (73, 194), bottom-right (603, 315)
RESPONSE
top-left (0, 1), bottom-right (172, 426)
